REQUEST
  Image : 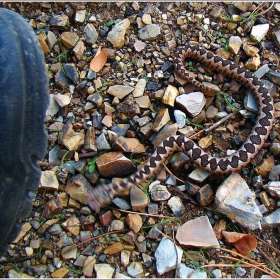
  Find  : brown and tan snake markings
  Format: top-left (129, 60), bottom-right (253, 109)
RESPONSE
top-left (88, 45), bottom-right (274, 213)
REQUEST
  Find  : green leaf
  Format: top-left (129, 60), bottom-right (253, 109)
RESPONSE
top-left (220, 37), bottom-right (227, 44)
top-left (106, 21), bottom-right (114, 27)
top-left (88, 165), bottom-right (95, 173)
top-left (115, 19), bottom-right (122, 24)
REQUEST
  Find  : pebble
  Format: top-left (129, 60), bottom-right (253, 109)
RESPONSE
top-left (195, 184), bottom-right (214, 206)
top-left (135, 95), bottom-right (151, 108)
top-left (215, 172), bottom-right (262, 230)
top-left (133, 78), bottom-right (146, 97)
top-left (212, 268), bottom-right (222, 278)
top-left (174, 110), bottom-right (186, 129)
top-left (244, 91), bottom-right (259, 113)
top-left (167, 196), bottom-right (185, 217)
top-left (189, 269), bottom-right (208, 279)
top-left (152, 108), bottom-right (170, 132)
top-left (245, 55), bottom-right (261, 71)
top-left (243, 44), bottom-right (259, 57)
top-left (152, 123), bottom-right (178, 148)
top-left (262, 208), bottom-right (280, 228)
top-left (176, 92), bottom-right (206, 117)
top-left (39, 170), bottom-right (59, 190)
top-left (112, 197), bottom-right (131, 210)
top-left (51, 267), bottom-right (69, 278)
top-left (265, 69), bottom-right (280, 86)
top-left (154, 236), bottom-right (183, 275)
top-left (250, 24), bottom-right (270, 42)
top-left (188, 168), bottom-right (211, 183)
top-left (255, 156), bottom-right (275, 178)
top-left (107, 19), bottom-right (130, 48)
top-left (134, 40), bottom-right (147, 52)
top-left (83, 256), bottom-right (95, 277)
top-left (264, 181), bottom-right (280, 198)
top-left (126, 213), bottom-right (143, 233)
top-left (50, 14), bottom-right (69, 28)
top-left (104, 242), bottom-right (124, 255)
top-left (62, 215), bottom-right (80, 236)
top-left (75, 10), bottom-right (86, 23)
top-left (94, 263), bottom-right (115, 278)
top-left (127, 262), bottom-right (144, 278)
top-left (96, 133), bottom-right (111, 150)
top-left (162, 84), bottom-right (179, 107)
top-left (236, 267), bottom-right (247, 277)
top-left (228, 36), bottom-right (242, 55)
top-left (138, 24), bottom-right (161, 40)
top-left (61, 245), bottom-right (77, 259)
top-left (61, 122), bottom-right (84, 152)
top-left (46, 94), bottom-right (60, 116)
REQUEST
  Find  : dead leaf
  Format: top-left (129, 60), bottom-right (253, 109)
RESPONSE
top-left (213, 219), bottom-right (226, 240)
top-left (222, 231), bottom-right (257, 255)
top-left (90, 48), bottom-right (107, 73)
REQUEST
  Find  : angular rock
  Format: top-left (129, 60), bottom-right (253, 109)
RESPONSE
top-left (73, 40), bottom-right (85, 60)
top-left (104, 242), bottom-right (124, 255)
top-left (54, 93), bottom-right (71, 107)
top-left (133, 78), bottom-right (146, 97)
top-left (60, 122), bottom-right (84, 152)
top-left (130, 186), bottom-right (149, 211)
top-left (46, 94), bottom-right (60, 116)
top-left (176, 216), bottom-right (219, 248)
top-left (150, 184), bottom-right (171, 201)
top-left (83, 127), bottom-right (97, 152)
top-left (195, 184), bottom-right (214, 206)
top-left (63, 63), bottom-right (79, 84)
top-left (189, 269), bottom-right (208, 279)
top-left (250, 24), bottom-right (270, 42)
top-left (215, 172), bottom-right (262, 230)
top-left (96, 152), bottom-right (136, 177)
top-left (228, 36), bottom-right (242, 55)
top-left (121, 250), bottom-right (131, 266)
top-left (138, 24), bottom-right (161, 40)
top-left (83, 256), bottom-right (96, 278)
top-left (262, 208), bottom-right (280, 228)
top-left (152, 108), bottom-right (170, 132)
top-left (176, 263), bottom-right (194, 278)
top-left (176, 92), bottom-right (206, 117)
top-left (61, 245), bottom-right (77, 260)
top-left (62, 215), bottom-right (80, 236)
top-left (264, 181), bottom-right (280, 198)
top-left (245, 55), bottom-right (261, 71)
top-left (75, 10), bottom-right (86, 23)
top-left (255, 156), bottom-right (275, 178)
top-left (61, 32), bottom-right (79, 48)
top-left (43, 198), bottom-right (62, 219)
top-left (188, 168), bottom-right (211, 183)
top-left (39, 170), bottom-right (59, 190)
top-left (265, 69), bottom-right (280, 86)
top-left (113, 136), bottom-right (146, 153)
top-left (154, 236), bottom-right (183, 275)
top-left (96, 133), bottom-right (111, 150)
top-left (126, 213), bottom-right (142, 233)
top-left (174, 110), bottom-right (186, 129)
top-left (65, 173), bottom-right (91, 205)
top-left (135, 95), bottom-right (151, 108)
top-left (162, 85), bottom-right (179, 107)
top-left (12, 222), bottom-right (31, 244)
top-left (134, 40), bottom-right (147, 52)
top-left (107, 85), bottom-right (134, 99)
top-left (51, 267), bottom-right (69, 278)
top-left (107, 19), bottom-right (130, 48)
top-left (84, 23), bottom-right (98, 45)
top-left (50, 14), bottom-right (69, 29)
top-left (243, 44), bottom-right (259, 57)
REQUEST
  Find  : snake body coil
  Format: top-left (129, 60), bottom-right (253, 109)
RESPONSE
top-left (88, 45), bottom-right (274, 212)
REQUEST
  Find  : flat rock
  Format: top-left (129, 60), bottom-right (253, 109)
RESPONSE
top-left (264, 181), bottom-right (280, 198)
top-left (94, 264), bottom-right (115, 278)
top-left (189, 269), bottom-right (208, 278)
top-left (176, 216), bottom-right (219, 247)
top-left (250, 24), bottom-right (270, 42)
top-left (83, 256), bottom-right (96, 277)
top-left (176, 92), bottom-right (206, 117)
top-left (60, 122), bottom-right (84, 152)
top-left (133, 78), bottom-right (146, 97)
top-left (111, 220), bottom-right (125, 231)
top-left (134, 40), bottom-right (147, 52)
top-left (126, 213), bottom-right (143, 233)
top-left (61, 32), bottom-right (79, 48)
top-left (43, 198), bottom-right (62, 219)
top-left (245, 55), bottom-right (261, 71)
top-left (174, 110), bottom-right (186, 129)
top-left (195, 184), bottom-right (214, 206)
top-left (188, 168), bottom-right (211, 183)
top-left (215, 172), bottom-right (262, 230)
top-left (104, 242), bottom-right (124, 255)
top-left (154, 236), bottom-right (183, 275)
top-left (152, 108), bottom-right (170, 132)
top-left (243, 44), bottom-right (259, 57)
top-left (73, 40), bottom-right (85, 60)
top-left (138, 24), bottom-right (161, 40)
top-left (51, 267), bottom-right (69, 278)
top-left (84, 23), bottom-right (98, 45)
top-left (63, 63), bottom-right (79, 84)
top-left (107, 85), bottom-right (134, 99)
top-left (113, 136), bottom-right (146, 153)
top-left (50, 14), bottom-right (69, 29)
top-left (39, 170), bottom-right (59, 190)
top-left (176, 263), bottom-right (194, 278)
top-left (65, 173), bottom-right (91, 205)
top-left (135, 95), bottom-right (151, 108)
top-left (61, 245), bottom-right (77, 259)
top-left (130, 186), bottom-right (149, 211)
top-left (107, 19), bottom-right (130, 48)
top-left (75, 10), bottom-right (86, 23)
top-left (96, 152), bottom-right (136, 177)
top-left (96, 133), bottom-right (111, 150)
top-left (12, 222), bottom-right (31, 244)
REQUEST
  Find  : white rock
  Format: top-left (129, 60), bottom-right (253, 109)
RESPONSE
top-left (215, 172), bottom-right (262, 230)
top-left (154, 236), bottom-right (183, 275)
top-left (114, 272), bottom-right (132, 278)
top-left (212, 268), bottom-right (222, 278)
top-left (176, 263), bottom-right (194, 278)
top-left (121, 250), bottom-right (131, 267)
top-left (94, 264), bottom-right (115, 278)
top-left (168, 196), bottom-right (185, 217)
top-left (189, 269), bottom-right (208, 278)
top-left (250, 24), bottom-right (270, 42)
top-left (174, 110), bottom-right (186, 128)
top-left (75, 10), bottom-right (86, 23)
top-left (40, 170), bottom-right (59, 190)
top-left (176, 92), bottom-right (206, 117)
top-left (188, 168), bottom-right (211, 183)
top-left (126, 262), bottom-right (144, 278)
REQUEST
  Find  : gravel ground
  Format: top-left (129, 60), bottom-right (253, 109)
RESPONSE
top-left (0, 2), bottom-right (280, 278)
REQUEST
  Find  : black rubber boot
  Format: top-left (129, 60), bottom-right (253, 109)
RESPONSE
top-left (0, 8), bottom-right (49, 256)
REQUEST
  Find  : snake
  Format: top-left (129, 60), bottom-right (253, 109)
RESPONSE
top-left (88, 45), bottom-right (274, 213)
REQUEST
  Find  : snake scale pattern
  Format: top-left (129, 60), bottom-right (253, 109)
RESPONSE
top-left (88, 45), bottom-right (274, 212)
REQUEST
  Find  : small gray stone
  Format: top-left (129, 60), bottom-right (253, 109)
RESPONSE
top-left (112, 197), bottom-right (131, 210)
top-left (107, 19), bottom-right (130, 48)
top-left (47, 31), bottom-right (57, 50)
top-left (46, 94), bottom-right (60, 116)
top-left (189, 269), bottom-right (208, 278)
top-left (167, 196), bottom-right (185, 217)
top-left (265, 70), bottom-right (280, 86)
top-left (63, 63), bottom-right (79, 84)
top-left (84, 23), bottom-right (98, 45)
top-left (150, 184), bottom-right (171, 201)
top-left (236, 266), bottom-right (247, 277)
top-left (212, 268), bottom-right (222, 278)
top-left (127, 262), bottom-right (144, 278)
top-left (254, 64), bottom-right (270, 79)
top-left (244, 91), bottom-right (258, 113)
top-left (174, 110), bottom-right (186, 128)
top-left (138, 24), bottom-right (161, 40)
top-left (107, 85), bottom-right (134, 99)
top-left (96, 133), bottom-right (111, 150)
top-left (50, 14), bottom-right (69, 28)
